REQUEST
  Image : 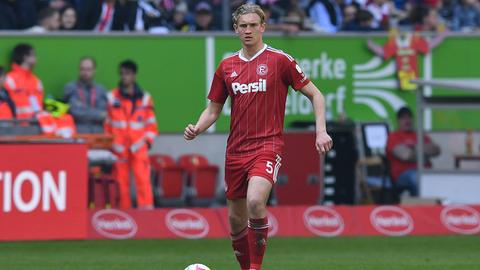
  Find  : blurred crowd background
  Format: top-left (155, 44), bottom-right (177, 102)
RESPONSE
top-left (0, 0), bottom-right (479, 34)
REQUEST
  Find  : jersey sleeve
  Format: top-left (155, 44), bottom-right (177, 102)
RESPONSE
top-left (284, 57), bottom-right (310, 91)
top-left (207, 63), bottom-right (228, 104)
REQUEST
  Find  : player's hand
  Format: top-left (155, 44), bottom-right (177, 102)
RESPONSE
top-left (184, 124), bottom-right (200, 140)
top-left (316, 131), bottom-right (333, 155)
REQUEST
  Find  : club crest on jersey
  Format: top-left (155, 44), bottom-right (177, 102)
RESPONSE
top-left (232, 79), bottom-right (267, 95)
top-left (256, 64), bottom-right (268, 76)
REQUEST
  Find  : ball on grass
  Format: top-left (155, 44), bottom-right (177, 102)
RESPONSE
top-left (184, 263), bottom-right (211, 270)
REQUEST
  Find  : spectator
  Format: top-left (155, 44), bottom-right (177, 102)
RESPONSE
top-left (192, 2), bottom-right (217, 31)
top-left (25, 8), bottom-right (61, 33)
top-left (386, 107), bottom-right (440, 196)
top-left (60, 5), bottom-right (78, 30)
top-left (78, 0), bottom-right (114, 31)
top-left (262, 3), bottom-right (307, 33)
top-left (113, 0), bottom-right (139, 31)
top-left (63, 57), bottom-right (108, 134)
top-left (450, 0), bottom-right (480, 32)
top-left (344, 9), bottom-right (381, 31)
top-left (189, 0), bottom-right (223, 29)
top-left (365, 0), bottom-right (392, 30)
top-left (136, 0), bottom-right (170, 33)
top-left (413, 5), bottom-right (445, 32)
top-left (342, 3), bottom-right (358, 30)
top-left (168, 4), bottom-right (194, 31)
top-left (78, 0), bottom-right (138, 32)
top-left (105, 60), bottom-right (158, 209)
top-left (0, 66), bottom-right (16, 119)
top-left (308, 0), bottom-right (344, 33)
top-left (438, 0), bottom-right (455, 28)
top-left (281, 7), bottom-right (309, 32)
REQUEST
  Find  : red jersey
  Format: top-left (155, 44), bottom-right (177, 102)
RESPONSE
top-left (386, 130), bottom-right (431, 181)
top-left (208, 45), bottom-right (310, 155)
top-left (383, 34), bottom-right (429, 75)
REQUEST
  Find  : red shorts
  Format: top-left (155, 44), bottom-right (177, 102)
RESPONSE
top-left (224, 151), bottom-right (282, 200)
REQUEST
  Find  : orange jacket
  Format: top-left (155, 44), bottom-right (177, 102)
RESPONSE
top-left (105, 87), bottom-right (158, 157)
top-left (0, 88), bottom-right (15, 119)
top-left (0, 102), bottom-right (14, 119)
top-left (3, 63), bottom-right (43, 119)
top-left (55, 113), bottom-right (77, 138)
top-left (36, 112), bottom-right (77, 137)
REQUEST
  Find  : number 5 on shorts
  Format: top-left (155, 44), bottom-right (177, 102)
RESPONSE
top-left (266, 161), bottom-right (273, 174)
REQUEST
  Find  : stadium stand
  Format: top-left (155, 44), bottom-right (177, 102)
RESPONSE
top-left (0, 0), bottom-right (478, 33)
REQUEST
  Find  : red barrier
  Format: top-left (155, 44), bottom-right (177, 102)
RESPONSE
top-left (2, 144), bottom-right (477, 241)
top-left (0, 143), bottom-right (88, 240)
top-left (88, 205), bottom-right (480, 240)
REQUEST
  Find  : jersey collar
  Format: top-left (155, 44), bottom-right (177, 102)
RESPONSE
top-left (238, 44), bottom-right (267, 62)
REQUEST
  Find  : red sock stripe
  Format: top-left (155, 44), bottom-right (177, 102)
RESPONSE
top-left (230, 227), bottom-right (248, 240)
top-left (248, 217), bottom-right (269, 230)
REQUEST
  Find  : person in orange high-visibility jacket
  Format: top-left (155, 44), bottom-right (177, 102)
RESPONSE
top-left (105, 60), bottom-right (158, 209)
top-left (0, 66), bottom-right (16, 119)
top-left (3, 44), bottom-right (43, 119)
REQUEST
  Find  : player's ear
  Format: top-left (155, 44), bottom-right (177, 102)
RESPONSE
top-left (233, 24), bottom-right (239, 33)
top-left (260, 22), bottom-right (266, 33)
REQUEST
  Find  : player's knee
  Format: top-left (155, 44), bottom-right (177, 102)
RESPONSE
top-left (247, 197), bottom-right (266, 216)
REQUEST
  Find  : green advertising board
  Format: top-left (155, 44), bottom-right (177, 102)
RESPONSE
top-left (1, 34), bottom-right (479, 132)
top-left (0, 35), bottom-right (207, 133)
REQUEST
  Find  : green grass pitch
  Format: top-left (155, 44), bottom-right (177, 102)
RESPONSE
top-left (1, 236), bottom-right (479, 270)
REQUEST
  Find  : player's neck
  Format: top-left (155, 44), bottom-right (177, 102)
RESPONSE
top-left (241, 42), bottom-right (265, 60)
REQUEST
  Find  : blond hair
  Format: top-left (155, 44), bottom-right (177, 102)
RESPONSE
top-left (232, 3), bottom-right (265, 25)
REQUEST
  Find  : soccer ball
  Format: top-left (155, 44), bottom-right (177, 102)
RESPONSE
top-left (184, 263), bottom-right (211, 270)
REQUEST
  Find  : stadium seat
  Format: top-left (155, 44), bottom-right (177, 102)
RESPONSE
top-left (178, 154), bottom-right (219, 206)
top-left (150, 154), bottom-right (187, 207)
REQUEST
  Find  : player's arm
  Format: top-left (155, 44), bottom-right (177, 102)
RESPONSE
top-left (184, 101), bottom-right (223, 140)
top-left (299, 81), bottom-right (333, 154)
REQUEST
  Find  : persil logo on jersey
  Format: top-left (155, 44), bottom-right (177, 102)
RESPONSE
top-left (232, 79), bottom-right (267, 95)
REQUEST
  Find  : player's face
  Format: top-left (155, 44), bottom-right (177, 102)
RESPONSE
top-left (234, 13), bottom-right (265, 47)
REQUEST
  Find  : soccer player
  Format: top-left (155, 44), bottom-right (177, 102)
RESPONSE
top-left (184, 3), bottom-right (332, 270)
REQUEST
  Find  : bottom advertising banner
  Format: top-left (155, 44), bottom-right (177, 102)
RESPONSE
top-left (88, 205), bottom-right (480, 240)
top-left (0, 143), bottom-right (88, 241)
